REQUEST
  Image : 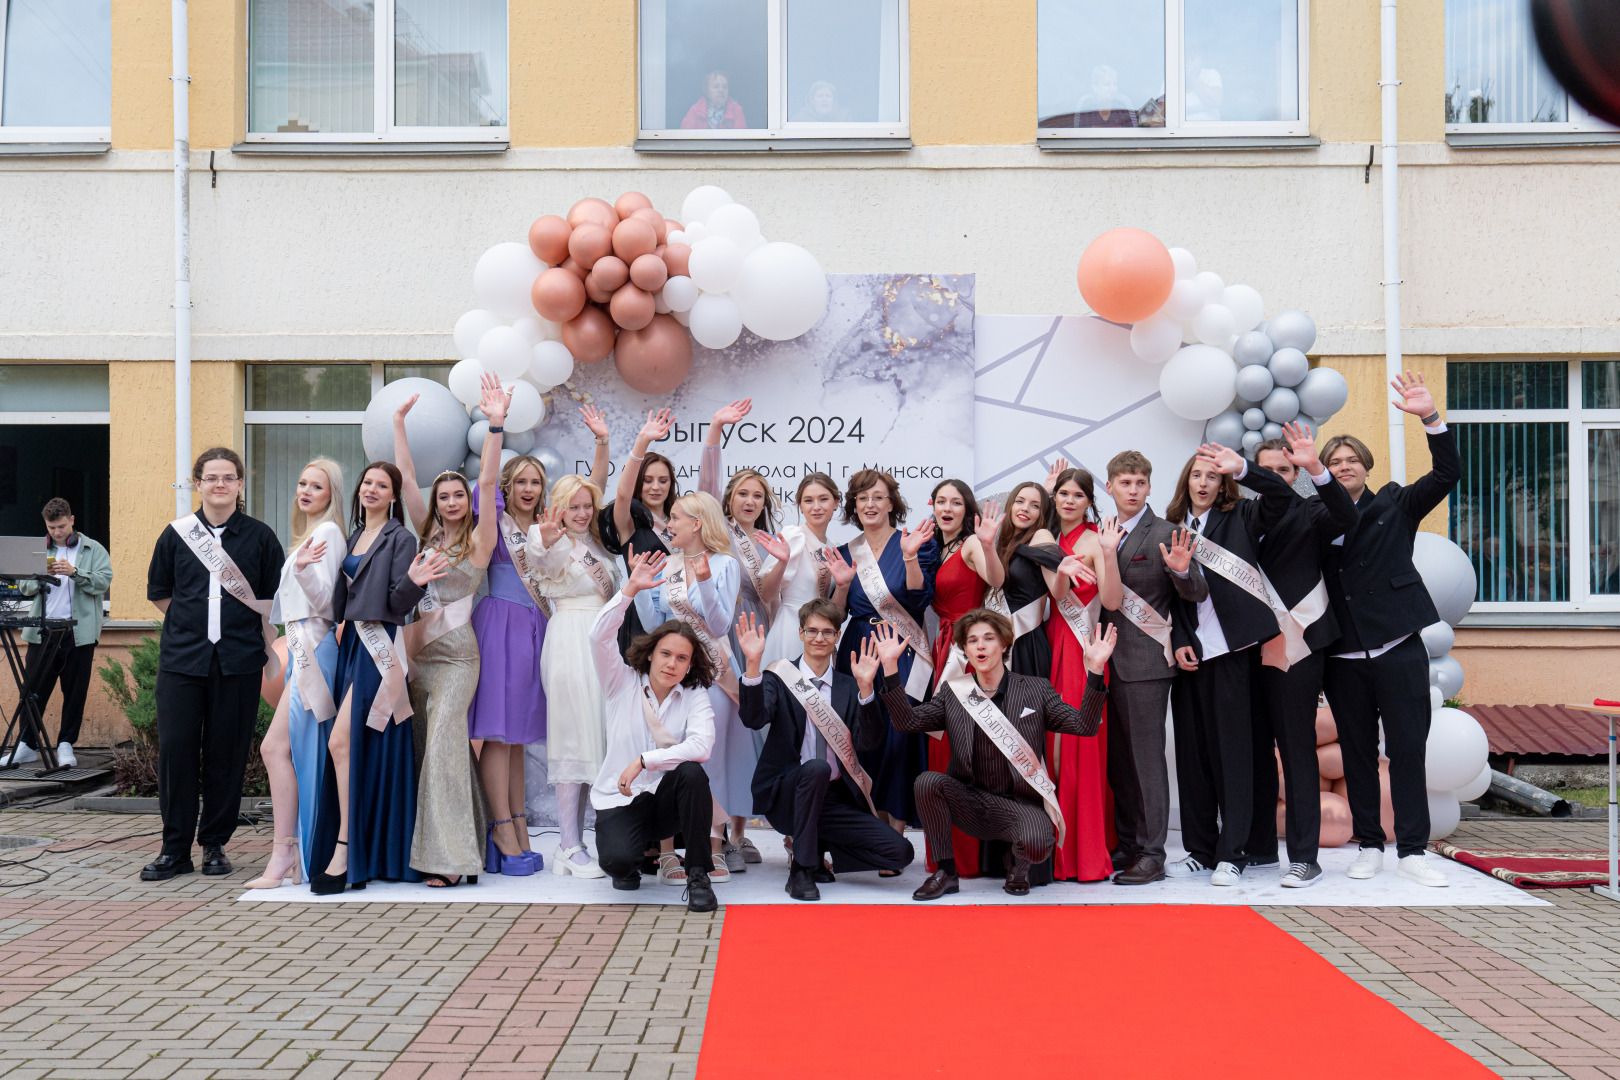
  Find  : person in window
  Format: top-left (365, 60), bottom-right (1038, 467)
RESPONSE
top-left (1184, 50), bottom-right (1224, 121)
top-left (792, 80), bottom-right (851, 123)
top-left (681, 70), bottom-right (747, 129)
top-left (1075, 65), bottom-right (1138, 128)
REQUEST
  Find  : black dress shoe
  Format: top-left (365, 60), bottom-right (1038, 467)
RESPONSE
top-left (684, 867), bottom-right (718, 913)
top-left (1114, 855), bottom-right (1166, 885)
top-left (611, 873), bottom-right (641, 891)
top-left (1003, 861), bottom-right (1031, 897)
top-left (200, 846), bottom-right (232, 876)
top-left (140, 853), bottom-right (194, 882)
top-left (812, 861), bottom-right (835, 884)
top-left (786, 865), bottom-right (821, 901)
top-left (912, 867), bottom-right (959, 901)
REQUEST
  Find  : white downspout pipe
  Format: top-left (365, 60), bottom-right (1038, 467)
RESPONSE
top-left (173, 0), bottom-right (192, 517)
top-left (1380, 0), bottom-right (1406, 484)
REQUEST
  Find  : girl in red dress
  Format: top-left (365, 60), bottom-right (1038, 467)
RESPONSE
top-left (1043, 462), bottom-right (1125, 882)
top-left (923, 479), bottom-right (1003, 874)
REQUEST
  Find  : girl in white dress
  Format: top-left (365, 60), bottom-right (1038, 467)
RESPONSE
top-left (761, 471), bottom-right (853, 666)
top-left (525, 474), bottom-right (621, 878)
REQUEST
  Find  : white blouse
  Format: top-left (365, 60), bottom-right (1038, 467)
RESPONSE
top-left (270, 520), bottom-right (347, 624)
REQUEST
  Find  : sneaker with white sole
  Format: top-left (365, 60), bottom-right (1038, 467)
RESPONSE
top-left (1347, 847), bottom-right (1384, 879)
top-left (1279, 861), bottom-right (1323, 888)
top-left (0, 744), bottom-right (38, 768)
top-left (1210, 861), bottom-right (1244, 886)
top-left (1165, 856), bottom-right (1211, 878)
top-left (56, 743), bottom-right (76, 768)
top-left (1397, 853), bottom-right (1449, 888)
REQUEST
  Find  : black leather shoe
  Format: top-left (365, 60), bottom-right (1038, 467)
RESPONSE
top-left (786, 864), bottom-right (821, 901)
top-left (200, 846), bottom-right (232, 876)
top-left (1003, 861), bottom-right (1031, 896)
top-left (1114, 855), bottom-right (1166, 885)
top-left (812, 860), bottom-right (835, 884)
top-left (140, 853), bottom-right (194, 882)
top-left (912, 867), bottom-right (959, 901)
top-left (684, 867), bottom-right (718, 913)
top-left (612, 873), bottom-right (641, 891)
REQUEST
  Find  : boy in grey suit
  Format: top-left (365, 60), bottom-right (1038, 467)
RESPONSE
top-left (1098, 450), bottom-right (1207, 885)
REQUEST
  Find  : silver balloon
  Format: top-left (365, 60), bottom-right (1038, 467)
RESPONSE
top-left (1204, 411), bottom-right (1247, 448)
top-left (362, 377), bottom-right (470, 479)
top-left (1233, 363), bottom-right (1275, 403)
top-left (1265, 309), bottom-right (1317, 353)
top-left (1290, 416), bottom-right (1319, 441)
top-left (532, 444), bottom-right (567, 480)
top-left (470, 407), bottom-right (489, 422)
top-left (1267, 347), bottom-right (1310, 388)
top-left (1242, 407), bottom-right (1266, 431)
top-left (1241, 430), bottom-right (1263, 455)
top-left (462, 450), bottom-right (481, 476)
top-left (1412, 533), bottom-right (1478, 626)
top-left (1259, 422), bottom-right (1284, 442)
top-left (467, 419), bottom-right (491, 454)
top-left (503, 427), bottom-right (537, 454)
top-left (1294, 367), bottom-right (1349, 418)
top-left (1429, 685), bottom-right (1444, 710)
top-left (1261, 386), bottom-right (1300, 423)
top-left (1428, 654), bottom-right (1464, 699)
top-left (1420, 620), bottom-right (1456, 659)
top-left (1233, 330), bottom-right (1275, 367)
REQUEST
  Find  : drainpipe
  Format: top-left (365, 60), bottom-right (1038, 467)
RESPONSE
top-left (1380, 0), bottom-right (1406, 484)
top-left (173, 0), bottom-right (192, 517)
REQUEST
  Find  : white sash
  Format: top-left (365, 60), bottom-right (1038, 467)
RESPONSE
top-left (661, 556), bottom-right (740, 703)
top-left (283, 616), bottom-right (336, 722)
top-left (1118, 585), bottom-right (1175, 666)
top-left (848, 534), bottom-right (933, 700)
top-left (571, 538), bottom-right (617, 602)
top-left (1187, 531), bottom-right (1326, 672)
top-left (767, 660), bottom-right (878, 816)
top-left (402, 576), bottom-right (474, 661)
top-left (638, 683), bottom-right (679, 748)
top-left (1053, 591), bottom-right (1102, 652)
top-left (171, 514), bottom-right (281, 681)
top-left (501, 513), bottom-right (553, 618)
top-left (729, 520), bottom-right (780, 617)
top-left (944, 674), bottom-right (1066, 847)
top-left (355, 619), bottom-right (412, 730)
top-left (806, 534), bottom-right (833, 599)
top-left (1010, 595), bottom-right (1047, 641)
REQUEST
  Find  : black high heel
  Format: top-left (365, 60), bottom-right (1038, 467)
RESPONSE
top-left (310, 840), bottom-right (349, 896)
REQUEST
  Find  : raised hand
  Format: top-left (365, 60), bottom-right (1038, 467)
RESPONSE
top-left (393, 393), bottom-right (419, 425)
top-left (294, 536), bottom-right (327, 571)
top-left (872, 621), bottom-right (911, 668)
top-left (754, 530), bottom-right (790, 562)
top-left (408, 549), bottom-right (451, 586)
top-left (734, 611), bottom-right (766, 668)
top-left (1196, 442), bottom-right (1246, 476)
top-left (850, 635), bottom-right (881, 691)
top-left (1043, 456), bottom-right (1071, 493)
top-left (711, 398), bottom-right (752, 428)
top-left (689, 550), bottom-right (712, 582)
top-left (1058, 554), bottom-right (1096, 586)
top-left (624, 548), bottom-right (667, 596)
top-left (1083, 623), bottom-right (1117, 674)
top-left (900, 516), bottom-right (936, 558)
top-left (974, 501), bottom-right (1004, 547)
top-left (579, 404), bottom-right (609, 440)
top-left (1097, 516), bottom-right (1124, 554)
top-left (1161, 528), bottom-right (1195, 574)
top-left (1282, 421), bottom-right (1324, 474)
top-left (479, 372), bottom-right (511, 428)
top-left (1391, 369), bottom-right (1437, 418)
top-left (536, 503), bottom-right (565, 547)
top-left (639, 407), bottom-right (676, 443)
top-left (823, 546), bottom-right (856, 586)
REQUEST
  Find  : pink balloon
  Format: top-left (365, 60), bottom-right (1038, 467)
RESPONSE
top-left (567, 223), bottom-right (613, 270)
top-left (527, 214), bottom-right (572, 265)
top-left (630, 206), bottom-right (669, 244)
top-left (1315, 706), bottom-right (1337, 746)
top-left (1317, 741), bottom-right (1344, 781)
top-left (614, 313), bottom-right (693, 394)
top-left (662, 242), bottom-right (692, 278)
top-left (562, 305), bottom-right (616, 363)
top-left (629, 252), bottom-right (669, 292)
top-left (261, 637), bottom-right (288, 708)
top-left (609, 283), bottom-right (656, 331)
top-left (531, 267), bottom-right (587, 322)
top-left (614, 191), bottom-right (654, 219)
top-left (612, 218), bottom-right (659, 264)
top-left (1319, 791), bottom-right (1354, 848)
top-left (567, 197), bottom-right (619, 231)
top-left (1076, 227), bottom-right (1175, 323)
top-left (590, 254), bottom-right (629, 292)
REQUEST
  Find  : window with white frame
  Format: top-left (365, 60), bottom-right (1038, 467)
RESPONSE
top-left (247, 0), bottom-right (508, 143)
top-left (638, 0), bottom-right (908, 143)
top-left (1037, 0), bottom-right (1308, 140)
top-left (1445, 0), bottom-right (1612, 134)
top-left (0, 0), bottom-right (111, 143)
top-left (1447, 360), bottom-right (1620, 612)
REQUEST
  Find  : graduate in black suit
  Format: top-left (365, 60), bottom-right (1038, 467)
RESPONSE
top-left (1320, 370), bottom-right (1462, 889)
top-left (737, 599), bottom-right (914, 901)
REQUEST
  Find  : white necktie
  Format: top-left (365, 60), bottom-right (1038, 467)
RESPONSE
top-left (207, 525), bottom-right (224, 644)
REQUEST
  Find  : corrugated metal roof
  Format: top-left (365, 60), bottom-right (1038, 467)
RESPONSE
top-left (1462, 704), bottom-right (1614, 757)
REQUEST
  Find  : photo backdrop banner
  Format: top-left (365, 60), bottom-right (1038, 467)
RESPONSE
top-left (531, 273), bottom-right (976, 532)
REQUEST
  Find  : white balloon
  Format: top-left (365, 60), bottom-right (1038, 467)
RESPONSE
top-left (731, 242), bottom-right (829, 341)
top-left (478, 325), bottom-right (532, 380)
top-left (687, 236), bottom-right (746, 294)
top-left (363, 377), bottom-right (469, 477)
top-left (447, 357), bottom-right (486, 407)
top-left (1430, 685), bottom-right (1444, 710)
top-left (1167, 246), bottom-right (1197, 280)
top-left (1222, 284), bottom-right (1265, 333)
top-left (688, 291), bottom-right (744, 350)
top-left (1427, 791), bottom-right (1461, 841)
top-left (1456, 762), bottom-right (1493, 802)
top-left (1420, 620), bottom-right (1456, 659)
top-left (1130, 314), bottom-right (1183, 364)
top-left (1426, 707), bottom-right (1490, 792)
top-left (671, 306), bottom-right (692, 327)
top-left (684, 220), bottom-right (709, 243)
top-left (454, 309), bottom-right (504, 359)
top-left (503, 380), bottom-right (546, 433)
top-left (1165, 278), bottom-right (1206, 320)
top-left (1429, 654), bottom-right (1465, 699)
top-left (474, 241), bottom-right (545, 319)
top-left (1158, 344), bottom-right (1238, 421)
top-left (662, 275), bottom-right (700, 312)
top-left (528, 340), bottom-right (575, 390)
top-left (706, 202), bottom-right (762, 248)
top-left (680, 185), bottom-right (734, 226)
top-left (1193, 271), bottom-right (1225, 306)
top-left (667, 229), bottom-right (689, 246)
top-left (467, 419), bottom-right (492, 454)
top-left (1180, 320), bottom-right (1199, 345)
top-left (654, 290), bottom-right (672, 314)
top-left (1192, 303), bottom-right (1237, 347)
top-left (512, 316), bottom-right (544, 346)
top-left (1412, 533), bottom-right (1478, 626)
top-left (538, 318), bottom-right (563, 342)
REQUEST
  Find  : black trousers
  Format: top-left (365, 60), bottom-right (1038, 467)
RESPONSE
top-left (1247, 650), bottom-right (1325, 866)
top-left (155, 655), bottom-right (261, 856)
top-left (915, 771), bottom-right (1054, 870)
top-left (1106, 676), bottom-right (1173, 862)
top-left (1172, 646), bottom-right (1257, 867)
top-left (23, 640), bottom-right (96, 749)
top-left (766, 760), bottom-right (915, 874)
top-left (1323, 636), bottom-right (1431, 858)
top-left (595, 761), bottom-right (713, 880)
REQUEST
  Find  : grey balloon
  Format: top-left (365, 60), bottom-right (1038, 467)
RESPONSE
top-left (1266, 309), bottom-right (1317, 353)
top-left (1259, 422), bottom-right (1284, 442)
top-left (1267, 347), bottom-right (1310, 388)
top-left (1233, 330), bottom-right (1275, 367)
top-left (467, 419), bottom-right (491, 455)
top-left (1412, 533), bottom-right (1478, 626)
top-left (1233, 364), bottom-right (1275, 403)
top-left (503, 427), bottom-right (537, 454)
top-left (533, 444), bottom-right (567, 480)
top-left (470, 407), bottom-right (488, 422)
top-left (1243, 407), bottom-right (1267, 431)
top-left (1241, 430), bottom-right (1263, 455)
top-left (1261, 386), bottom-right (1300, 423)
top-left (1428, 655), bottom-right (1464, 699)
top-left (1294, 367), bottom-right (1349, 418)
top-left (1420, 620), bottom-right (1456, 659)
top-left (462, 450), bottom-right (481, 476)
top-left (1290, 416), bottom-right (1319, 441)
top-left (1204, 411), bottom-right (1247, 448)
top-left (362, 377), bottom-right (470, 479)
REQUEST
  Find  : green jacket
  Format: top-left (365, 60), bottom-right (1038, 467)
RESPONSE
top-left (16, 534), bottom-right (112, 646)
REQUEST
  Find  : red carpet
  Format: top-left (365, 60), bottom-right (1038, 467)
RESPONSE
top-left (698, 905), bottom-right (1499, 1079)
top-left (1433, 840), bottom-right (1614, 888)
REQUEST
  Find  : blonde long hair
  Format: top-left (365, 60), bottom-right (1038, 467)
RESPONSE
top-left (289, 458), bottom-right (348, 548)
top-left (419, 471), bottom-right (477, 565)
top-left (499, 454), bottom-right (548, 518)
top-left (674, 491), bottom-right (732, 557)
top-left (721, 468), bottom-right (779, 531)
top-left (549, 473), bottom-right (604, 547)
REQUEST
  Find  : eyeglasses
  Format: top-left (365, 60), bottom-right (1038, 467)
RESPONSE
top-left (855, 494), bottom-right (889, 506)
top-left (800, 628), bottom-right (838, 639)
top-left (199, 475), bottom-right (239, 487)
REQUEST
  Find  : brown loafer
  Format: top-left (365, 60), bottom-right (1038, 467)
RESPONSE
top-left (1003, 861), bottom-right (1031, 896)
top-left (911, 868), bottom-right (960, 901)
top-left (1113, 855), bottom-right (1166, 885)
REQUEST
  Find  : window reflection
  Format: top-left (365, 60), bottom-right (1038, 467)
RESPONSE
top-left (1183, 0), bottom-right (1297, 123)
top-left (1445, 0), bottom-right (1566, 124)
top-left (641, 0), bottom-right (767, 131)
top-left (786, 0), bottom-right (901, 123)
top-left (1037, 0), bottom-right (1165, 129)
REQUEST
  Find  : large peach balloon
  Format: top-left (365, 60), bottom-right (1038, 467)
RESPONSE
top-left (1076, 226), bottom-right (1175, 323)
top-left (1319, 791), bottom-right (1354, 848)
top-left (662, 242), bottom-right (692, 278)
top-left (568, 197), bottom-right (619, 231)
top-left (528, 214), bottom-right (572, 265)
top-left (614, 191), bottom-right (654, 219)
top-left (261, 637), bottom-right (289, 708)
top-left (630, 206), bottom-right (668, 243)
top-left (629, 252), bottom-right (668, 292)
top-left (532, 267), bottom-right (587, 322)
top-left (561, 305), bottom-right (617, 363)
top-left (609, 283), bottom-right (657, 331)
top-left (614, 313), bottom-right (693, 394)
top-left (612, 218), bottom-right (658, 263)
top-left (568, 223), bottom-right (613, 270)
top-left (1317, 741), bottom-right (1344, 780)
top-left (590, 254), bottom-right (629, 292)
top-left (1315, 706), bottom-right (1337, 746)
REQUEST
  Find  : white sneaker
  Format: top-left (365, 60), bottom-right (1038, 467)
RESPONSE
top-left (1347, 847), bottom-right (1384, 879)
top-left (1165, 856), bottom-right (1211, 878)
top-left (56, 743), bottom-right (76, 768)
top-left (550, 844), bottom-right (605, 879)
top-left (0, 744), bottom-right (38, 768)
top-left (1210, 861), bottom-right (1243, 886)
top-left (1397, 853), bottom-right (1450, 888)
